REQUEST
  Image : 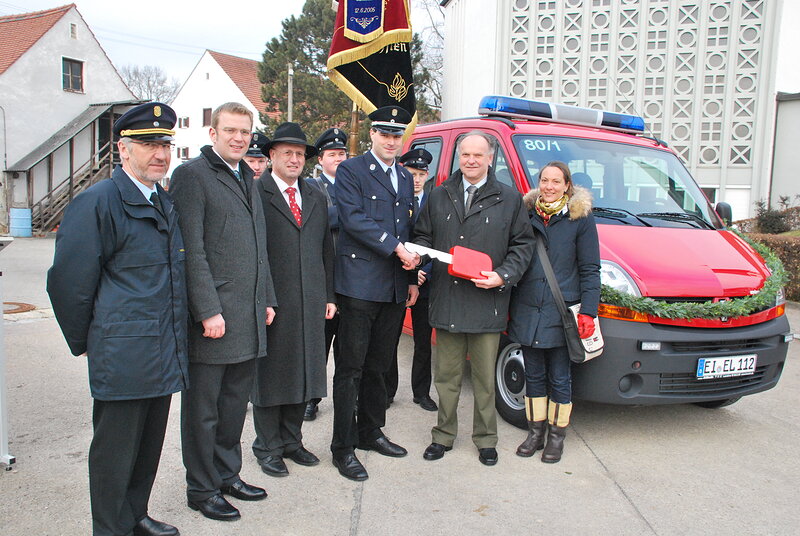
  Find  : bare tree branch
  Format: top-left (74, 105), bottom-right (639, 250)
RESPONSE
top-left (120, 65), bottom-right (181, 104)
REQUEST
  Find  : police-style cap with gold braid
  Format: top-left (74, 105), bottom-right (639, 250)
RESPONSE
top-left (114, 102), bottom-right (176, 141)
top-left (369, 106), bottom-right (411, 135)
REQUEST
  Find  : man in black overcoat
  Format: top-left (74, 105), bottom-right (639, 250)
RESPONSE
top-left (250, 122), bottom-right (336, 477)
top-left (170, 102), bottom-right (277, 522)
top-left (330, 106), bottom-right (420, 481)
top-left (47, 102), bottom-right (187, 536)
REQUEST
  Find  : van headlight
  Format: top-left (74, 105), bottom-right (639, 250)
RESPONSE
top-left (600, 260), bottom-right (642, 297)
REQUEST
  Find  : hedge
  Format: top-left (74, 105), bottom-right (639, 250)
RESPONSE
top-left (747, 233), bottom-right (800, 302)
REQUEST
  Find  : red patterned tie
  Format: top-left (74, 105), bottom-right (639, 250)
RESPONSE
top-left (286, 186), bottom-right (302, 226)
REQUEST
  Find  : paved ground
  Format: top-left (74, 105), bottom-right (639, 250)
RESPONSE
top-left (1, 238), bottom-right (799, 535)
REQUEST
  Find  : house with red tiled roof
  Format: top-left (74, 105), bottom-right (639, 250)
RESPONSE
top-left (169, 50), bottom-right (279, 176)
top-left (0, 4), bottom-right (136, 234)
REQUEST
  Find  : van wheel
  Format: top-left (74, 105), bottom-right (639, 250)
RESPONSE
top-left (694, 397), bottom-right (741, 409)
top-left (494, 337), bottom-right (527, 429)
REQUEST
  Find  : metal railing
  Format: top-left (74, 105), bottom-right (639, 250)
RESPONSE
top-left (30, 141), bottom-right (113, 234)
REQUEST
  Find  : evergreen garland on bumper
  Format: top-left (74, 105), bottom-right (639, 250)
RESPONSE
top-left (600, 232), bottom-right (788, 320)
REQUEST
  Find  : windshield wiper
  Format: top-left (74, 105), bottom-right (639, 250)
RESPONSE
top-left (637, 211), bottom-right (714, 230)
top-left (593, 207), bottom-right (652, 226)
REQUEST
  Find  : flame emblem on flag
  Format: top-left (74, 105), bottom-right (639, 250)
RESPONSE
top-left (388, 73), bottom-right (408, 101)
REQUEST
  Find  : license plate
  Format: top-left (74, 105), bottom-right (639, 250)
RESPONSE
top-left (696, 354), bottom-right (757, 379)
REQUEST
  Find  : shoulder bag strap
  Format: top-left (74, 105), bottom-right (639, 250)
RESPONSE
top-left (536, 236), bottom-right (572, 327)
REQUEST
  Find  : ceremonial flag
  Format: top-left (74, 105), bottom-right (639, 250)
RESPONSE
top-left (327, 0), bottom-right (417, 133)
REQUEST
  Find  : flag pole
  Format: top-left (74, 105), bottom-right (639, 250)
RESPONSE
top-left (348, 101), bottom-right (359, 158)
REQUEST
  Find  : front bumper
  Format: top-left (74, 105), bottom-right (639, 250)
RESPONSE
top-left (571, 314), bottom-right (792, 405)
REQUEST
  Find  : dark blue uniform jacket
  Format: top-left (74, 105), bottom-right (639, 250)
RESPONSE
top-left (47, 166), bottom-right (189, 400)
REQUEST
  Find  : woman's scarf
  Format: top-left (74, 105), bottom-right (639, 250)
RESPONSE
top-left (534, 194), bottom-right (569, 225)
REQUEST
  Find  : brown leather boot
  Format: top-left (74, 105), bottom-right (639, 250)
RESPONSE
top-left (516, 419), bottom-right (546, 457)
top-left (541, 401), bottom-right (572, 463)
top-left (517, 396), bottom-right (547, 457)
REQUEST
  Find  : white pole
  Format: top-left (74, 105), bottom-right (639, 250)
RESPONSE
top-left (0, 236), bottom-right (15, 468)
top-left (287, 63), bottom-right (294, 123)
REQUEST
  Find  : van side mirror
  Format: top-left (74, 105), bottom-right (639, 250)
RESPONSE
top-left (715, 202), bottom-right (732, 226)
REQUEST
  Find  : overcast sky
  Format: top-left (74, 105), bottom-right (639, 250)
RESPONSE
top-left (4, 0), bottom-right (799, 93)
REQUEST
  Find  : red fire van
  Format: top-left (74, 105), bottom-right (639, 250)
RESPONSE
top-left (404, 96), bottom-right (792, 427)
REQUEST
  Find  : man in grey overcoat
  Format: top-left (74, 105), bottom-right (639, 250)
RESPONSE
top-left (251, 122), bottom-right (336, 477)
top-left (170, 102), bottom-right (277, 523)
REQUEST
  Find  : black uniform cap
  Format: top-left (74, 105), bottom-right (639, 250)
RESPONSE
top-left (369, 106), bottom-right (411, 135)
top-left (399, 148), bottom-right (433, 171)
top-left (114, 102), bottom-right (176, 141)
top-left (315, 127), bottom-right (348, 153)
top-left (246, 132), bottom-right (269, 157)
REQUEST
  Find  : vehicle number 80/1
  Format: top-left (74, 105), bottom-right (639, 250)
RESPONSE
top-left (524, 139), bottom-right (561, 151)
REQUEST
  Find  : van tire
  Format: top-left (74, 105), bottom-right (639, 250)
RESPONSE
top-left (494, 336), bottom-right (527, 429)
top-left (694, 397), bottom-right (741, 409)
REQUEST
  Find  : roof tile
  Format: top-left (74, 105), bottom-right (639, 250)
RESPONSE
top-left (0, 4), bottom-right (75, 75)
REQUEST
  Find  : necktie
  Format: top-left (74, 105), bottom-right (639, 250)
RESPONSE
top-left (286, 186), bottom-right (302, 226)
top-left (387, 166), bottom-right (397, 193)
top-left (150, 191), bottom-right (164, 217)
top-left (233, 169), bottom-right (241, 181)
top-left (465, 185), bottom-right (477, 211)
top-left (414, 195), bottom-right (420, 214)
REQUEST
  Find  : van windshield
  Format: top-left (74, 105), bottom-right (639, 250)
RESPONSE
top-left (512, 135), bottom-right (723, 229)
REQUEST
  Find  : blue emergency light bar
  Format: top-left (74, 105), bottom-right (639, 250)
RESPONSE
top-left (478, 96), bottom-right (646, 134)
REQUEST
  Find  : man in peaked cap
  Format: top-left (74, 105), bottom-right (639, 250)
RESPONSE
top-left (329, 106), bottom-right (419, 481)
top-left (384, 148), bottom-right (438, 412)
top-left (303, 126), bottom-right (348, 422)
top-left (243, 132), bottom-right (269, 180)
top-left (249, 122), bottom-right (335, 478)
top-left (47, 102), bottom-right (187, 536)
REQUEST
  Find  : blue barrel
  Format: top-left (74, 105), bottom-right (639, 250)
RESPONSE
top-left (9, 208), bottom-right (32, 237)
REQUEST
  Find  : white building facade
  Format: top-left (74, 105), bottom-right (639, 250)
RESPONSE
top-left (0, 5), bottom-right (135, 233)
top-left (169, 50), bottom-right (266, 178)
top-left (441, 0), bottom-right (782, 219)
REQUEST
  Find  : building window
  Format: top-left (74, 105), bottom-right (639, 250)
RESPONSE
top-left (62, 58), bottom-right (83, 92)
top-left (178, 147), bottom-right (190, 160)
top-left (178, 117), bottom-right (190, 128)
top-left (69, 23), bottom-right (77, 39)
top-left (202, 108), bottom-right (212, 127)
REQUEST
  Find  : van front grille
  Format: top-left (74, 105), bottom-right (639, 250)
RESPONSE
top-left (659, 366), bottom-right (767, 395)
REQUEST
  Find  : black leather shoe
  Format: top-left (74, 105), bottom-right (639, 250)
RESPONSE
top-left (187, 494), bottom-right (240, 521)
top-left (133, 516), bottom-right (178, 536)
top-left (285, 446), bottom-right (320, 466)
top-left (258, 455), bottom-right (289, 477)
top-left (478, 448), bottom-right (498, 466)
top-left (332, 452), bottom-right (369, 481)
top-left (413, 395), bottom-right (438, 412)
top-left (220, 479), bottom-right (267, 501)
top-left (422, 442), bottom-right (452, 461)
top-left (303, 400), bottom-right (318, 421)
top-left (358, 435), bottom-right (407, 457)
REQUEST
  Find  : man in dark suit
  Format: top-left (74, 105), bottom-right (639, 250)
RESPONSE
top-left (303, 127), bottom-right (348, 421)
top-left (47, 102), bottom-right (186, 536)
top-left (170, 102), bottom-right (277, 522)
top-left (330, 106), bottom-right (419, 481)
top-left (250, 122), bottom-right (336, 477)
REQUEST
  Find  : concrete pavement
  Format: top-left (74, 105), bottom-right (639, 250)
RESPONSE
top-left (0, 238), bottom-right (798, 535)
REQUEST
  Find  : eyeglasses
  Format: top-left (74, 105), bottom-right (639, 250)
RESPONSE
top-left (219, 127), bottom-right (252, 137)
top-left (130, 140), bottom-right (175, 151)
top-left (276, 149), bottom-right (306, 159)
